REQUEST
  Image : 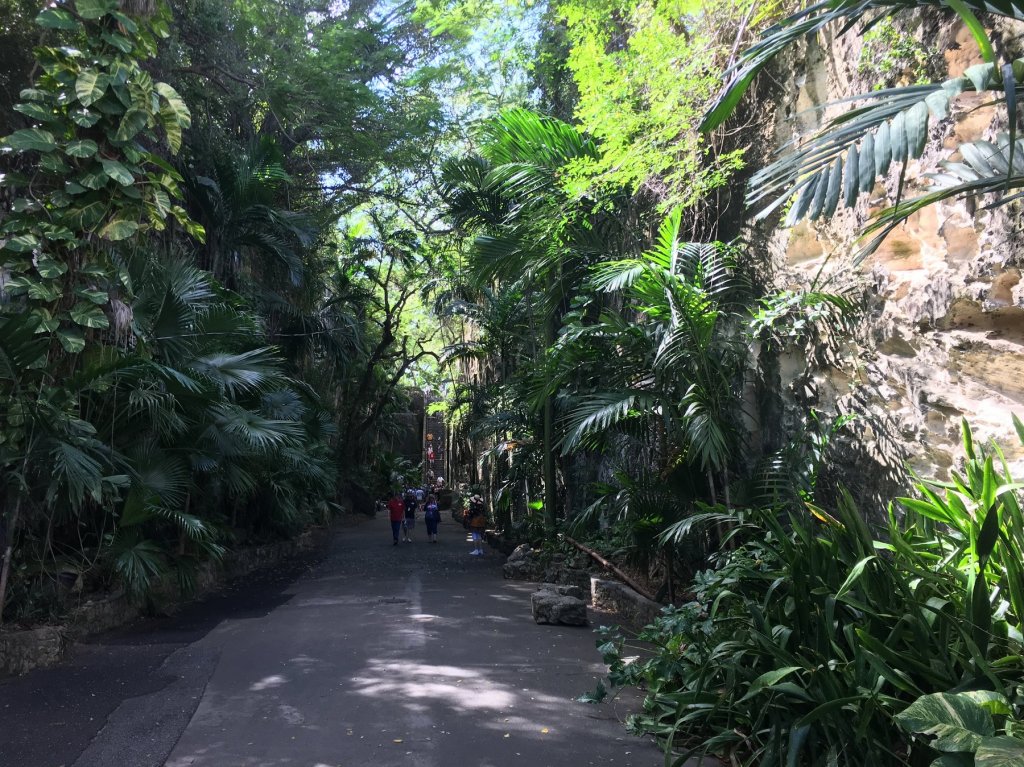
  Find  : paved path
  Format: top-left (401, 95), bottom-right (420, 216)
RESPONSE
top-left (2, 514), bottom-right (664, 767)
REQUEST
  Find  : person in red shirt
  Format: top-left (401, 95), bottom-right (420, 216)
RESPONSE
top-left (387, 491), bottom-right (405, 546)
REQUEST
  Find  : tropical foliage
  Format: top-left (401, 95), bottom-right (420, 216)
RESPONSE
top-left (0, 0), bottom-right (452, 623)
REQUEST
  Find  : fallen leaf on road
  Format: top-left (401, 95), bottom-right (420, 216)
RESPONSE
top-left (541, 728), bottom-right (549, 734)
top-left (393, 739), bottom-right (403, 743)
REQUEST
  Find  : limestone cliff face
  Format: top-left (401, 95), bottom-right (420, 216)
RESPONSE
top-left (752, 14), bottom-right (1024, 497)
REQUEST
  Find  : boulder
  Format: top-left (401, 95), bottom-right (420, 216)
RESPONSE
top-left (539, 582), bottom-right (584, 600)
top-left (503, 544), bottom-right (545, 581)
top-left (531, 587), bottom-right (587, 626)
top-left (542, 566), bottom-right (591, 595)
top-left (507, 544), bottom-right (532, 563)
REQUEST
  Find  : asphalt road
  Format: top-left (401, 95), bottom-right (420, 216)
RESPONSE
top-left (1, 514), bottom-right (665, 767)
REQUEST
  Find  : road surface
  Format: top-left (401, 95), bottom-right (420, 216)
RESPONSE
top-left (2, 513), bottom-right (665, 767)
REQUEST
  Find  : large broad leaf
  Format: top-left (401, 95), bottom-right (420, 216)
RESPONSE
top-left (5, 128), bottom-right (57, 153)
top-left (895, 692), bottom-right (994, 752)
top-left (57, 328), bottom-right (86, 354)
top-left (65, 140), bottom-right (99, 158)
top-left (70, 302), bottom-right (110, 329)
top-left (99, 217), bottom-right (139, 241)
top-left (75, 0), bottom-right (118, 20)
top-left (100, 159), bottom-right (134, 186)
top-left (65, 198), bottom-right (109, 230)
top-left (156, 82), bottom-right (191, 154)
top-left (3, 233), bottom-right (40, 253)
top-left (14, 102), bottom-right (57, 123)
top-left (36, 8), bottom-right (81, 29)
top-left (975, 736), bottom-right (1024, 767)
top-left (75, 70), bottom-right (108, 107)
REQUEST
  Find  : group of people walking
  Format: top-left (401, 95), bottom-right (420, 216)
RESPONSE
top-left (387, 487), bottom-right (440, 545)
top-left (384, 487), bottom-right (488, 555)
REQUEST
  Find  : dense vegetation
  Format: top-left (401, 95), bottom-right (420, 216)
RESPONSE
top-left (0, 0), bottom-right (455, 620)
top-left (5, 0), bottom-right (1024, 765)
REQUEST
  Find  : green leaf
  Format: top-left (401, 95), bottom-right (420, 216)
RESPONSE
top-left (57, 328), bottom-right (86, 354)
top-left (75, 288), bottom-right (108, 305)
top-left (946, 0), bottom-right (996, 65)
top-left (36, 258), bottom-right (68, 279)
top-left (36, 8), bottom-right (81, 30)
top-left (895, 692), bottom-right (994, 753)
top-left (65, 140), bottom-right (99, 158)
top-left (70, 108), bottom-right (101, 128)
top-left (13, 102), bottom-right (57, 122)
top-left (40, 152), bottom-right (69, 175)
top-left (156, 82), bottom-right (191, 153)
top-left (75, 0), bottom-right (118, 20)
top-left (151, 188), bottom-right (171, 219)
top-left (739, 666), bottom-right (802, 702)
top-left (99, 217), bottom-right (139, 241)
top-left (3, 233), bottom-right (40, 253)
top-left (101, 31), bottom-right (133, 53)
top-left (975, 736), bottom-right (1024, 767)
top-left (836, 556), bottom-right (875, 600)
top-left (114, 109), bottom-right (148, 143)
top-left (78, 167), bottom-right (109, 190)
top-left (69, 302), bottom-right (109, 329)
top-left (32, 309), bottom-right (58, 332)
top-left (99, 159), bottom-right (134, 186)
top-left (961, 691), bottom-right (1012, 717)
top-left (5, 128), bottom-right (57, 153)
top-left (75, 70), bottom-right (108, 107)
top-left (65, 198), bottom-right (108, 229)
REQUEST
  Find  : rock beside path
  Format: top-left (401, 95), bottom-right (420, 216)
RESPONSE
top-left (503, 544), bottom-right (545, 581)
top-left (531, 586), bottom-right (588, 626)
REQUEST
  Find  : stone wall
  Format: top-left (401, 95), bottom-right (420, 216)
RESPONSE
top-left (590, 578), bottom-right (662, 629)
top-left (0, 526), bottom-right (329, 678)
top-left (752, 13), bottom-right (1024, 501)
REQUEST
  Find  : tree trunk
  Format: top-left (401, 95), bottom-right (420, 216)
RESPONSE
top-left (0, 495), bottom-right (24, 626)
top-left (542, 286), bottom-right (557, 538)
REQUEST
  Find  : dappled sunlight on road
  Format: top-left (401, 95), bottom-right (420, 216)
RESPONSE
top-left (351, 659), bottom-right (518, 710)
top-left (249, 674), bottom-right (287, 691)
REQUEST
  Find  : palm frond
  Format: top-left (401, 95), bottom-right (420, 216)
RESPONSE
top-left (560, 391), bottom-right (657, 455)
top-left (859, 133), bottom-right (1024, 257)
top-left (208, 404), bottom-right (304, 451)
top-left (700, 0), bottom-right (1021, 133)
top-left (189, 348), bottom-right (284, 396)
top-left (0, 313), bottom-right (47, 383)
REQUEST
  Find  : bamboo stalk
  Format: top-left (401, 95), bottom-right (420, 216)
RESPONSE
top-left (562, 534), bottom-right (658, 602)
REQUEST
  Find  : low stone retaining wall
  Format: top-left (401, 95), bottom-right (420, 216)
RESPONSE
top-left (591, 577), bottom-right (662, 628)
top-left (0, 526), bottom-right (330, 678)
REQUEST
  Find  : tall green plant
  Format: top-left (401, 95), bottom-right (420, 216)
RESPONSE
top-left (0, 0), bottom-right (196, 623)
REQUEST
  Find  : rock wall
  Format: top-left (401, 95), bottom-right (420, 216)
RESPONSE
top-left (753, 13), bottom-right (1024, 500)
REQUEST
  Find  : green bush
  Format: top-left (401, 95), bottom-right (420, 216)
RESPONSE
top-left (590, 424), bottom-right (1024, 766)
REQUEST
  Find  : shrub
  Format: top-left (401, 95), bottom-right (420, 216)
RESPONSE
top-left (590, 441), bottom-right (1024, 766)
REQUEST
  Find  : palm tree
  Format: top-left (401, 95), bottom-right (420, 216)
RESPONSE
top-left (440, 109), bottom-right (631, 536)
top-left (559, 208), bottom-right (751, 512)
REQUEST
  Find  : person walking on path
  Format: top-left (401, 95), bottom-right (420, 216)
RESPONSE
top-left (402, 488), bottom-right (417, 542)
top-left (423, 494), bottom-right (440, 543)
top-left (387, 492), bottom-right (405, 546)
top-left (465, 494), bottom-right (487, 555)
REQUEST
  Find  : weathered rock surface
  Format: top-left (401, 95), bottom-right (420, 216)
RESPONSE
top-left (531, 587), bottom-right (588, 626)
top-left (539, 582), bottom-right (584, 600)
top-left (591, 578), bottom-right (662, 629)
top-left (0, 627), bottom-right (68, 677)
top-left (754, 17), bottom-right (1024, 506)
top-left (503, 543), bottom-right (546, 581)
